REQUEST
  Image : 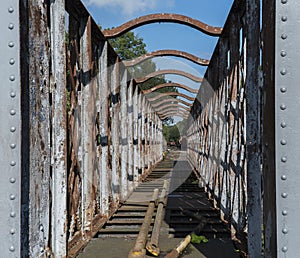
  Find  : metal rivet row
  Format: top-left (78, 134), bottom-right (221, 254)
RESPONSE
top-left (8, 4), bottom-right (18, 254)
top-left (280, 1), bottom-right (289, 252)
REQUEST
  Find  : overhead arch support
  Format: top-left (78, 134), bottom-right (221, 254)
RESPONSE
top-left (146, 92), bottom-right (195, 102)
top-left (102, 13), bottom-right (222, 38)
top-left (142, 83), bottom-right (198, 94)
top-left (136, 69), bottom-right (203, 84)
top-left (155, 103), bottom-right (190, 113)
top-left (123, 50), bottom-right (210, 67)
top-left (160, 111), bottom-right (189, 120)
top-left (152, 98), bottom-right (193, 108)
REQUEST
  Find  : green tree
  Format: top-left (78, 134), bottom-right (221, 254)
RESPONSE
top-left (108, 31), bottom-right (176, 92)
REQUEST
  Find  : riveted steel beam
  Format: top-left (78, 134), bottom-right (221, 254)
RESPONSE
top-left (103, 13), bottom-right (222, 38)
top-left (136, 69), bottom-right (203, 84)
top-left (146, 92), bottom-right (195, 102)
top-left (0, 1), bottom-right (21, 256)
top-left (123, 49), bottom-right (209, 67)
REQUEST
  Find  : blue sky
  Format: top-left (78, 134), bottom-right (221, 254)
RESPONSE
top-left (81, 0), bottom-right (234, 121)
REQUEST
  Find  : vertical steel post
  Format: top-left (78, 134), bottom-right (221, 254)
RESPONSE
top-left (81, 15), bottom-right (95, 227)
top-left (27, 1), bottom-right (51, 256)
top-left (111, 57), bottom-right (120, 203)
top-left (262, 0), bottom-right (276, 256)
top-left (99, 41), bottom-right (110, 214)
top-left (141, 97), bottom-right (146, 175)
top-left (138, 91), bottom-right (143, 179)
top-left (50, 0), bottom-right (67, 255)
top-left (0, 1), bottom-right (21, 256)
top-left (127, 80), bottom-right (134, 193)
top-left (274, 0), bottom-right (300, 256)
top-left (246, 0), bottom-right (262, 256)
top-left (133, 83), bottom-right (139, 187)
top-left (120, 68), bottom-right (128, 201)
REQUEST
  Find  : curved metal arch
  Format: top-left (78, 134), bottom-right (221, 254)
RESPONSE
top-left (123, 50), bottom-right (210, 67)
top-left (146, 92), bottom-right (195, 102)
top-left (157, 106), bottom-right (189, 113)
top-left (160, 111), bottom-right (189, 120)
top-left (142, 83), bottom-right (198, 95)
top-left (136, 69), bottom-right (203, 84)
top-left (103, 13), bottom-right (222, 38)
top-left (155, 104), bottom-right (190, 113)
top-left (152, 98), bottom-right (193, 108)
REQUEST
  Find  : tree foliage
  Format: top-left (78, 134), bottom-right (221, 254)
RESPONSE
top-left (108, 31), bottom-right (177, 93)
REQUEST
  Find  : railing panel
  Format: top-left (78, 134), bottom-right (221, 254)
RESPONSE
top-left (187, 0), bottom-right (261, 254)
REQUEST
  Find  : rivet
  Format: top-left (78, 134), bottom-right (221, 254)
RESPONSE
top-left (10, 177), bottom-right (16, 183)
top-left (9, 75), bottom-right (15, 81)
top-left (9, 58), bottom-right (15, 65)
top-left (281, 16), bottom-right (287, 22)
top-left (10, 91), bottom-right (16, 98)
top-left (281, 175), bottom-right (287, 180)
top-left (282, 228), bottom-right (288, 234)
top-left (10, 143), bottom-right (16, 149)
top-left (40, 225), bottom-right (44, 231)
top-left (281, 192), bottom-right (288, 198)
top-left (10, 228), bottom-right (16, 234)
top-left (281, 51), bottom-right (287, 57)
top-left (10, 211), bottom-right (16, 218)
top-left (9, 246), bottom-right (15, 252)
top-left (8, 7), bottom-right (14, 13)
top-left (280, 104), bottom-right (286, 110)
top-left (10, 109), bottom-right (16, 116)
top-left (8, 23), bottom-right (14, 30)
top-left (281, 0), bottom-right (287, 3)
top-left (280, 69), bottom-right (287, 75)
top-left (281, 139), bottom-right (287, 145)
top-left (10, 161), bottom-right (16, 166)
top-left (281, 34), bottom-right (288, 40)
top-left (282, 210), bottom-right (288, 216)
top-left (8, 42), bottom-right (15, 48)
top-left (10, 194), bottom-right (16, 200)
top-left (282, 246), bottom-right (288, 253)
top-left (281, 122), bottom-right (287, 128)
top-left (10, 127), bottom-right (16, 132)
top-left (280, 87), bottom-right (287, 93)
top-left (281, 156), bottom-right (287, 162)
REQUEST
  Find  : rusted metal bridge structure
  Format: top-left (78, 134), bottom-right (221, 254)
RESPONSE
top-left (1, 0), bottom-right (300, 257)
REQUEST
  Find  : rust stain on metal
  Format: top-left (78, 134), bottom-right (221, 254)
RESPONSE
top-left (103, 13), bottom-right (222, 38)
top-left (123, 49), bottom-right (210, 67)
top-left (136, 69), bottom-right (203, 84)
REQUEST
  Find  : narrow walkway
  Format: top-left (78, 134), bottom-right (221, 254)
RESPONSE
top-left (77, 151), bottom-right (240, 258)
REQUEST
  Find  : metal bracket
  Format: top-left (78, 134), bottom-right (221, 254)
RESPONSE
top-left (0, 1), bottom-right (21, 256)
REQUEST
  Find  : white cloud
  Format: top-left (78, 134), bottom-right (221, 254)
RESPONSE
top-left (84, 0), bottom-right (174, 16)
